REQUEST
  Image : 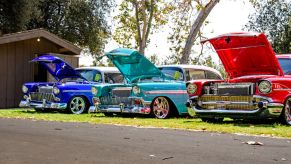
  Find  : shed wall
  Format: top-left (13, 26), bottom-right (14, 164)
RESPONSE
top-left (0, 38), bottom-right (79, 108)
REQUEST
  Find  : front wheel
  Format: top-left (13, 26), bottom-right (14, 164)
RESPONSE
top-left (151, 97), bottom-right (171, 119)
top-left (280, 98), bottom-right (291, 125)
top-left (67, 96), bottom-right (88, 114)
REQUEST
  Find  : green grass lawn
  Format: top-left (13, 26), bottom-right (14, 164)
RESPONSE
top-left (0, 109), bottom-right (290, 138)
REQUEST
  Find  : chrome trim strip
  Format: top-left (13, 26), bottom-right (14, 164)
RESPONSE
top-left (145, 90), bottom-right (187, 94)
top-left (273, 88), bottom-right (291, 91)
top-left (191, 103), bottom-right (284, 114)
top-left (201, 101), bottom-right (253, 105)
top-left (63, 90), bottom-right (91, 92)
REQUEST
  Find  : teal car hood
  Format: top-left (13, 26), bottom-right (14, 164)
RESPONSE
top-left (106, 48), bottom-right (164, 83)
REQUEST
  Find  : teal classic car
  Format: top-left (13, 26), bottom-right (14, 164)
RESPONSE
top-left (90, 48), bottom-right (222, 118)
top-left (90, 48), bottom-right (188, 118)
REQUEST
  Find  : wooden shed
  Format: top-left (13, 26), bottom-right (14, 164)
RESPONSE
top-left (0, 29), bottom-right (82, 108)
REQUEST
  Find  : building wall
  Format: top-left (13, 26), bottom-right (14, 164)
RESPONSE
top-left (0, 38), bottom-right (79, 108)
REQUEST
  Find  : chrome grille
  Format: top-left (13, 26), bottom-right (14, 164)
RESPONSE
top-left (30, 92), bottom-right (54, 102)
top-left (100, 96), bottom-right (132, 105)
top-left (216, 83), bottom-right (254, 96)
top-left (197, 95), bottom-right (263, 110)
top-left (38, 86), bottom-right (53, 93)
top-left (112, 87), bottom-right (131, 97)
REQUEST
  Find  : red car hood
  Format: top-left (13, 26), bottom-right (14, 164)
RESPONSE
top-left (202, 32), bottom-right (284, 79)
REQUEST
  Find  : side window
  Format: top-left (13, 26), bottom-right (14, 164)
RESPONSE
top-left (188, 69), bottom-right (206, 80)
top-left (104, 73), bottom-right (124, 83)
top-left (185, 70), bottom-right (191, 81)
top-left (205, 71), bottom-right (221, 80)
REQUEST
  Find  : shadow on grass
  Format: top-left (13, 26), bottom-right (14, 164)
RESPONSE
top-left (18, 109), bottom-right (60, 114)
top-left (14, 109), bottom-right (287, 127)
top-left (199, 118), bottom-right (282, 128)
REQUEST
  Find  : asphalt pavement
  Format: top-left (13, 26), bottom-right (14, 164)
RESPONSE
top-left (0, 118), bottom-right (290, 164)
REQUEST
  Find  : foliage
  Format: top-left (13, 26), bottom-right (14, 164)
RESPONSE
top-left (0, 0), bottom-right (39, 34)
top-left (113, 0), bottom-right (174, 55)
top-left (0, 0), bottom-right (113, 58)
top-left (245, 0), bottom-right (291, 53)
top-left (167, 0), bottom-right (219, 64)
top-left (0, 109), bottom-right (290, 138)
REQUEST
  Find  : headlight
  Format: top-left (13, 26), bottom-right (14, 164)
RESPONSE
top-left (22, 85), bottom-right (28, 93)
top-left (258, 80), bottom-right (272, 94)
top-left (132, 86), bottom-right (140, 95)
top-left (187, 83), bottom-right (197, 94)
top-left (53, 87), bottom-right (60, 95)
top-left (91, 87), bottom-right (98, 95)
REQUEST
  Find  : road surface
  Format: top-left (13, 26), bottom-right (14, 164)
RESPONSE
top-left (0, 118), bottom-right (290, 164)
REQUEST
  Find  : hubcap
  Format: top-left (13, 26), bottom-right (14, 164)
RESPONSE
top-left (153, 97), bottom-right (170, 119)
top-left (70, 97), bottom-right (86, 114)
top-left (284, 99), bottom-right (291, 124)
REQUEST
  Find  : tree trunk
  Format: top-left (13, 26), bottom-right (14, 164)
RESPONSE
top-left (179, 0), bottom-right (219, 64)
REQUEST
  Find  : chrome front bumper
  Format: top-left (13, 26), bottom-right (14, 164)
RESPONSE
top-left (19, 100), bottom-right (67, 110)
top-left (187, 95), bottom-right (284, 118)
top-left (88, 97), bottom-right (151, 114)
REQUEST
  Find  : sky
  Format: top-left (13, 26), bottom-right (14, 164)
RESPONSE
top-left (79, 0), bottom-right (255, 66)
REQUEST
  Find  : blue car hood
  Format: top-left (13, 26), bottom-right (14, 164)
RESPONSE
top-left (32, 55), bottom-right (84, 81)
top-left (105, 48), bottom-right (164, 83)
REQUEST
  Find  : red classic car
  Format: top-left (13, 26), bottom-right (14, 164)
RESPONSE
top-left (186, 32), bottom-right (291, 125)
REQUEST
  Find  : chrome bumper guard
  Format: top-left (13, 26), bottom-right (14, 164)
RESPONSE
top-left (187, 95), bottom-right (284, 117)
top-left (19, 100), bottom-right (67, 110)
top-left (89, 97), bottom-right (151, 114)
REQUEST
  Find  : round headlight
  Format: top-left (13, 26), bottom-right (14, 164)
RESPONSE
top-left (22, 85), bottom-right (28, 93)
top-left (91, 87), bottom-right (98, 95)
top-left (187, 83), bottom-right (197, 94)
top-left (132, 86), bottom-right (140, 95)
top-left (258, 80), bottom-right (272, 94)
top-left (53, 87), bottom-right (60, 95)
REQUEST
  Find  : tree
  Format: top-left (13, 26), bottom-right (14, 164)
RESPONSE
top-left (0, 0), bottom-right (39, 34)
top-left (113, 0), bottom-right (173, 55)
top-left (180, 0), bottom-right (219, 64)
top-left (0, 0), bottom-right (113, 60)
top-left (28, 0), bottom-right (113, 57)
top-left (245, 0), bottom-right (291, 53)
top-left (167, 0), bottom-right (219, 64)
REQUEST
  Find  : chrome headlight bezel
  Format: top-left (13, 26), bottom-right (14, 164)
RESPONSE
top-left (22, 85), bottom-right (28, 93)
top-left (91, 87), bottom-right (98, 95)
top-left (187, 83), bottom-right (197, 94)
top-left (132, 86), bottom-right (141, 95)
top-left (258, 80), bottom-right (272, 94)
top-left (53, 87), bottom-right (60, 95)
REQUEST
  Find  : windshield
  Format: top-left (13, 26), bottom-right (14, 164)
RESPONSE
top-left (159, 67), bottom-right (184, 81)
top-left (278, 58), bottom-right (291, 75)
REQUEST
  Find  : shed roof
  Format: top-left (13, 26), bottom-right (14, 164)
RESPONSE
top-left (0, 28), bottom-right (82, 55)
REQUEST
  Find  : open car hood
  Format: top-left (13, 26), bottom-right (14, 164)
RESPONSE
top-left (202, 32), bottom-right (284, 79)
top-left (105, 48), bottom-right (164, 83)
top-left (32, 55), bottom-right (84, 81)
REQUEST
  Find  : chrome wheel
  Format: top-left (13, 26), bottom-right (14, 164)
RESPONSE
top-left (68, 96), bottom-right (87, 114)
top-left (282, 98), bottom-right (291, 125)
top-left (152, 97), bottom-right (170, 119)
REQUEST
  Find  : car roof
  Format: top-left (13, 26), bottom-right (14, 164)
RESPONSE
top-left (158, 64), bottom-right (222, 77)
top-left (76, 67), bottom-right (120, 73)
top-left (276, 54), bottom-right (291, 58)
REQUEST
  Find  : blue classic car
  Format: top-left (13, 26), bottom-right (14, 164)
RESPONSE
top-left (90, 48), bottom-right (223, 118)
top-left (19, 55), bottom-right (122, 114)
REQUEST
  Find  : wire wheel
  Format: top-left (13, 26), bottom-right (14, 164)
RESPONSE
top-left (68, 96), bottom-right (87, 114)
top-left (152, 97), bottom-right (170, 119)
top-left (281, 98), bottom-right (291, 125)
